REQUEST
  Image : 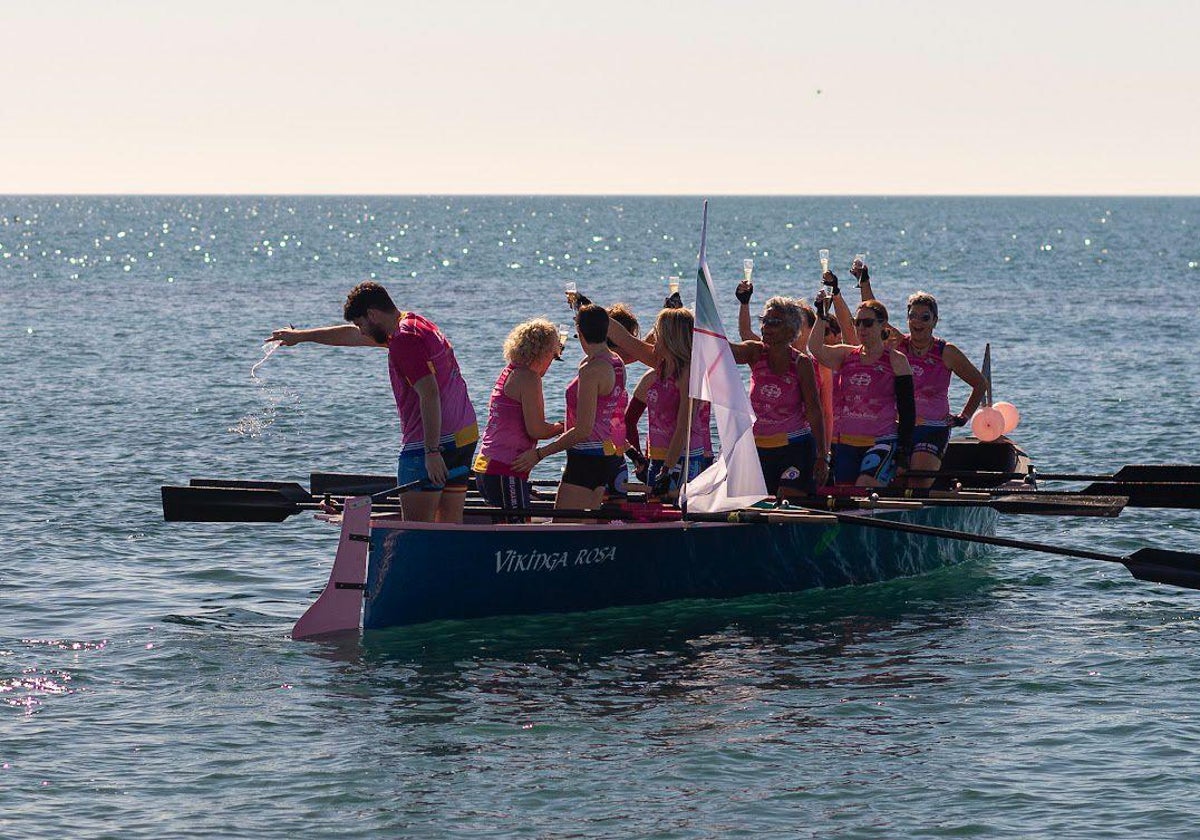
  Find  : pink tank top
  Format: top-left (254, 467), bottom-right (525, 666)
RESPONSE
top-left (900, 336), bottom-right (952, 426)
top-left (833, 347), bottom-right (898, 442)
top-left (475, 364), bottom-right (535, 476)
top-left (645, 371), bottom-right (714, 459)
top-left (750, 347), bottom-right (811, 447)
top-left (565, 353), bottom-right (627, 455)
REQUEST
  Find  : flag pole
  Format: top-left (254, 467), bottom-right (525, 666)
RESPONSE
top-left (680, 398), bottom-right (694, 516)
top-left (680, 200), bottom-right (709, 516)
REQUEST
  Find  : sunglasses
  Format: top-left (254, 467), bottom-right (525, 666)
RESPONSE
top-left (908, 312), bottom-right (934, 322)
top-left (854, 317), bottom-right (879, 328)
top-left (758, 316), bottom-right (785, 327)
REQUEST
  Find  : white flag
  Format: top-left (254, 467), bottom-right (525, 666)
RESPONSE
top-left (681, 201), bottom-right (769, 513)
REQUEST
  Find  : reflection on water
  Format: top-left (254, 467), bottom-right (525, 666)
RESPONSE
top-left (286, 561), bottom-right (1002, 744)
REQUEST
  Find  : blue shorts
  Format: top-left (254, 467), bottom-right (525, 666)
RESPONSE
top-left (756, 434), bottom-right (818, 495)
top-left (398, 441), bottom-right (476, 492)
top-left (647, 454), bottom-right (714, 492)
top-left (832, 437), bottom-right (898, 485)
top-left (912, 424), bottom-right (951, 458)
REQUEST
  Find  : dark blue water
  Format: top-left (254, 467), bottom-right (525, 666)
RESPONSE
top-left (2, 197), bottom-right (1199, 837)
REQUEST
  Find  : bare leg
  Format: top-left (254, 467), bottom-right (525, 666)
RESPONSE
top-left (554, 482), bottom-right (605, 522)
top-left (908, 451), bottom-right (941, 489)
top-left (400, 490), bottom-right (441, 523)
top-left (436, 487), bottom-right (468, 524)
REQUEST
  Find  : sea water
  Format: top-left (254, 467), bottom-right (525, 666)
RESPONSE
top-left (1, 196), bottom-right (1199, 838)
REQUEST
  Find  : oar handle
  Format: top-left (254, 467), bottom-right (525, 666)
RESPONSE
top-left (367, 466), bottom-right (471, 502)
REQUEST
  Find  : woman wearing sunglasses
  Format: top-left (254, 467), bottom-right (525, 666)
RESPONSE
top-left (727, 297), bottom-right (827, 498)
top-left (893, 291), bottom-right (988, 487)
top-left (737, 283), bottom-right (836, 459)
top-left (808, 299), bottom-right (916, 487)
top-left (853, 263), bottom-right (988, 485)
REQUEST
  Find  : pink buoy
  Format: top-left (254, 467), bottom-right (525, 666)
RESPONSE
top-left (971, 407), bottom-right (1005, 442)
top-left (994, 401), bottom-right (1021, 433)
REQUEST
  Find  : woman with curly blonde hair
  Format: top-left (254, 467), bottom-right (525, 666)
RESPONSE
top-left (473, 318), bottom-right (565, 518)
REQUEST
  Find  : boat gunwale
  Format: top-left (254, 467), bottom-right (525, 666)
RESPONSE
top-left (314, 507), bottom-right (945, 534)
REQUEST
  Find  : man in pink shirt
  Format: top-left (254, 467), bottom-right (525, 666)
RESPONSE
top-left (269, 282), bottom-right (478, 523)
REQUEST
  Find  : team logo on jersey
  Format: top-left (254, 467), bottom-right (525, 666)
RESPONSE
top-left (781, 466), bottom-right (801, 481)
top-left (849, 372), bottom-right (872, 388)
top-left (761, 384), bottom-right (782, 400)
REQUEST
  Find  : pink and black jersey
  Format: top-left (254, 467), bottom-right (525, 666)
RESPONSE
top-left (474, 364), bottom-right (535, 477)
top-left (832, 347), bottom-right (898, 444)
top-left (750, 347), bottom-right (812, 448)
top-left (645, 371), bottom-right (713, 460)
top-left (899, 336), bottom-right (952, 426)
top-left (565, 353), bottom-right (627, 455)
top-left (387, 312), bottom-right (478, 454)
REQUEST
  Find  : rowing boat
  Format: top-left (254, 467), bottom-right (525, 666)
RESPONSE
top-left (293, 438), bottom-right (1028, 635)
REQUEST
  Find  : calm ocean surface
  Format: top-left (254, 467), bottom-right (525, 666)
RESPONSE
top-left (2, 196), bottom-right (1199, 838)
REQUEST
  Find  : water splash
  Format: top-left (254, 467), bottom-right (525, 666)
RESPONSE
top-left (250, 339), bottom-right (283, 380)
top-left (229, 340), bottom-right (300, 437)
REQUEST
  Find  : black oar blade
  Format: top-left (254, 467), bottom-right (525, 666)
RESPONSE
top-left (989, 493), bottom-right (1127, 517)
top-left (310, 472), bottom-right (395, 497)
top-left (161, 486), bottom-right (302, 523)
top-left (1123, 548), bottom-right (1200, 591)
top-left (1081, 482), bottom-right (1200, 510)
top-left (1114, 465), bottom-right (1200, 483)
top-left (189, 479), bottom-right (312, 503)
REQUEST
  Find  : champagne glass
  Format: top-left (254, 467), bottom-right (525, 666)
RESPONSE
top-left (853, 253), bottom-right (866, 285)
top-left (564, 280), bottom-right (577, 309)
top-left (743, 258), bottom-right (754, 284)
top-left (667, 275), bottom-right (680, 295)
top-left (556, 323), bottom-right (571, 355)
top-left (818, 249), bottom-right (830, 274)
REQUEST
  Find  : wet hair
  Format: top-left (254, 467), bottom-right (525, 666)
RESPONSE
top-left (575, 303), bottom-right (610, 344)
top-left (906, 291), bottom-right (939, 320)
top-left (503, 318), bottom-right (561, 366)
top-left (343, 281), bottom-right (397, 321)
top-left (761, 296), bottom-right (804, 343)
top-left (607, 303), bottom-right (639, 338)
top-left (652, 308), bottom-right (694, 379)
top-left (857, 299), bottom-right (889, 323)
top-left (825, 316), bottom-right (841, 337)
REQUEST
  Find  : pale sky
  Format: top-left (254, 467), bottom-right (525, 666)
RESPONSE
top-left (3, 0), bottom-right (1197, 194)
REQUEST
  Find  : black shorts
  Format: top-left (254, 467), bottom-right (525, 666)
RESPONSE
top-left (477, 473), bottom-right (532, 523)
top-left (562, 451), bottom-right (626, 493)
top-left (756, 435), bottom-right (817, 495)
top-left (912, 424), bottom-right (951, 459)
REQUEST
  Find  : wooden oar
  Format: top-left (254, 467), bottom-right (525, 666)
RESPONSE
top-left (812, 488), bottom-right (1128, 517)
top-left (906, 465), bottom-right (1200, 483)
top-left (164, 472), bottom-right (461, 522)
top-left (310, 471), bottom-right (562, 496)
top-left (764, 506), bottom-right (1200, 592)
top-left (164, 483), bottom-right (316, 522)
top-left (901, 467), bottom-right (1200, 510)
top-left (1076, 482), bottom-right (1200, 510)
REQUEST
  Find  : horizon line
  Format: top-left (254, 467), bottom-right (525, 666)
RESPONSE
top-left (2, 192), bottom-right (1199, 199)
